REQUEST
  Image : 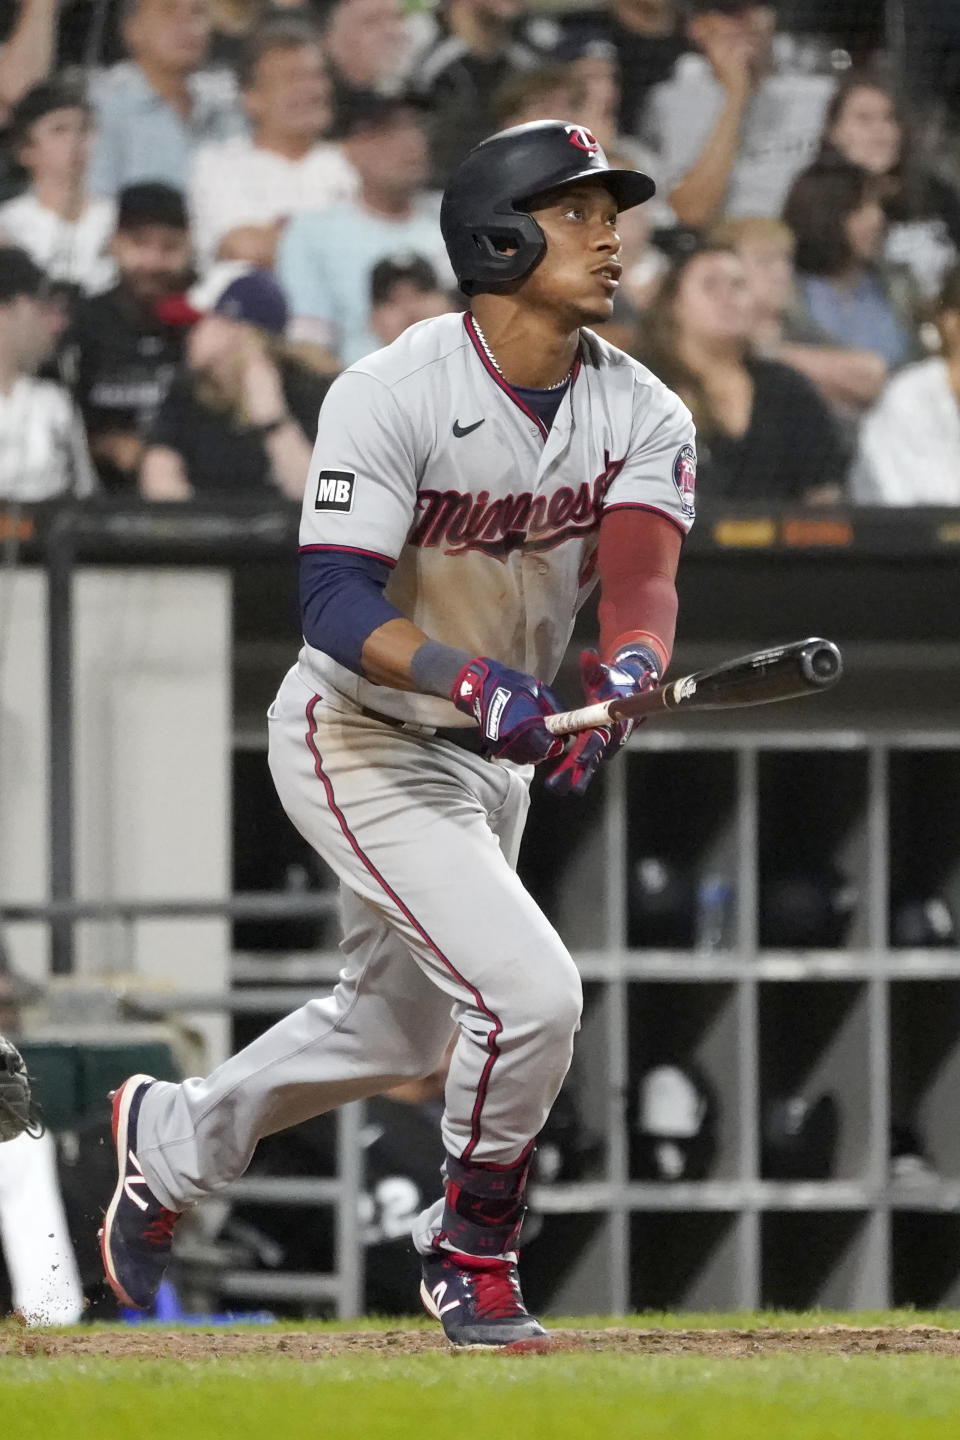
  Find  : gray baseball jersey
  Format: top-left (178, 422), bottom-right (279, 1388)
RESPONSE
top-left (298, 310), bottom-right (696, 727)
top-left (132, 310), bottom-right (698, 1221)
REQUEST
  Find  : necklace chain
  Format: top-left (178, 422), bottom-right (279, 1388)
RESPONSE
top-left (471, 316), bottom-right (573, 392)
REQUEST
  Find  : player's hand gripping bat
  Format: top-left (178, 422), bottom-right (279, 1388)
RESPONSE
top-left (544, 637), bottom-right (842, 738)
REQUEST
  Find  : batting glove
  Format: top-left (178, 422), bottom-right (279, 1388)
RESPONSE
top-left (452, 657), bottom-right (565, 766)
top-left (546, 646), bottom-right (660, 797)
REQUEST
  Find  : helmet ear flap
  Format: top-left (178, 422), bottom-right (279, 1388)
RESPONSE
top-left (456, 212), bottom-right (546, 296)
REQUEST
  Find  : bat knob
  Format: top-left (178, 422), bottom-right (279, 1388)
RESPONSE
top-left (801, 639), bottom-right (843, 687)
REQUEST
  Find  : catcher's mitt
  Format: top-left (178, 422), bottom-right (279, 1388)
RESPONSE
top-left (0, 1034), bottom-right (44, 1142)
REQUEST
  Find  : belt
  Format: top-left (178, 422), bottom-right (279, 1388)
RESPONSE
top-left (358, 704), bottom-right (488, 756)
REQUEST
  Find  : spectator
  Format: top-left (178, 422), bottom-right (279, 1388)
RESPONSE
top-left (320, 0), bottom-right (411, 120)
top-left (0, 79), bottom-right (116, 297)
top-left (851, 264), bottom-right (960, 505)
top-left (87, 0), bottom-right (245, 198)
top-left (0, 247), bottom-right (97, 501)
top-left (713, 215), bottom-right (888, 415)
top-left (412, 0), bottom-right (555, 184)
top-left (0, 0), bottom-right (58, 125)
top-left (492, 65), bottom-right (585, 132)
top-left (277, 93), bottom-right (452, 365)
top-left (818, 70), bottom-right (960, 300)
top-left (784, 161), bottom-right (922, 373)
top-left (140, 263), bottom-right (326, 500)
top-left (639, 242), bottom-right (846, 503)
top-left (641, 0), bottom-right (834, 227)
top-left (189, 17), bottom-right (357, 271)
top-left (368, 253), bottom-right (455, 348)
top-left (561, 0), bottom-right (685, 139)
top-left (64, 182), bottom-right (192, 491)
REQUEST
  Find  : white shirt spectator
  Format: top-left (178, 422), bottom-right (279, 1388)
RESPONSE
top-left (0, 375), bottom-right (97, 500)
top-left (851, 357), bottom-right (960, 504)
top-left (642, 54), bottom-right (834, 219)
top-left (189, 134), bottom-right (358, 272)
top-left (0, 191), bottom-right (116, 294)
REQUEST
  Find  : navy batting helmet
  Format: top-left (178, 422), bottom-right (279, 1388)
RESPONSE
top-left (441, 121), bottom-right (656, 296)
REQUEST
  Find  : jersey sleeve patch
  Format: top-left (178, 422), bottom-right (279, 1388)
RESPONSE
top-left (672, 444), bottom-right (696, 522)
top-left (314, 469), bottom-right (356, 513)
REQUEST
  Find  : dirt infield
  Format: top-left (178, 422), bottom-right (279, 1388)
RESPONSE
top-left (4, 1324), bottom-right (960, 1361)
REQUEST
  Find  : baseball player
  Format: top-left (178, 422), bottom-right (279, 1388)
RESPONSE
top-left (100, 121), bottom-right (696, 1346)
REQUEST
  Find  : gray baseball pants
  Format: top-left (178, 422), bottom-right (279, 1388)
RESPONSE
top-left (135, 664), bottom-right (582, 1215)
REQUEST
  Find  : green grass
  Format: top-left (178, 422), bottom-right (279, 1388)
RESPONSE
top-left (4, 1314), bottom-right (960, 1440)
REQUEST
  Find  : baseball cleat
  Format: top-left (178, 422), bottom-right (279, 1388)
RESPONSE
top-left (419, 1247), bottom-right (547, 1347)
top-left (100, 1074), bottom-right (181, 1310)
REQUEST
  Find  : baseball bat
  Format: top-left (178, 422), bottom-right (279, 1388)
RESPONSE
top-left (544, 637), bottom-right (843, 737)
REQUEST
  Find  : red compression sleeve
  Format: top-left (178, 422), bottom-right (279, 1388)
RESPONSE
top-left (596, 507), bottom-right (683, 674)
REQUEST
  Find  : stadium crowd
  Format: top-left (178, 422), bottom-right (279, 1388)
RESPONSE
top-left (1, 0), bottom-right (959, 507)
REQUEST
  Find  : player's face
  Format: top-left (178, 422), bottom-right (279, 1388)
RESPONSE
top-left (521, 181), bottom-right (622, 327)
top-left (672, 250), bottom-right (752, 346)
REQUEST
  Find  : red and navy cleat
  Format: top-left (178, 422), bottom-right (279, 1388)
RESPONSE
top-left (419, 1247), bottom-right (547, 1347)
top-left (99, 1074), bottom-right (181, 1310)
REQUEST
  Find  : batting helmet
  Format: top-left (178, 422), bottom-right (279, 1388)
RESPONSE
top-left (441, 121), bottom-right (656, 296)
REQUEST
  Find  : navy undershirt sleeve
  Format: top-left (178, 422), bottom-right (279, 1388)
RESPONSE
top-left (299, 548), bottom-right (404, 674)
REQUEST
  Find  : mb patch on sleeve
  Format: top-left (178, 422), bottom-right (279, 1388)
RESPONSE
top-left (672, 444), bottom-right (697, 521)
top-left (314, 469), bottom-right (356, 513)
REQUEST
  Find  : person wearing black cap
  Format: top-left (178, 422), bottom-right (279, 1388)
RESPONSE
top-left (0, 245), bottom-right (97, 501)
top-left (277, 93), bottom-right (454, 364)
top-left (0, 78), bottom-right (116, 296)
top-left (63, 181), bottom-right (193, 492)
top-left (640, 0), bottom-right (835, 227)
top-left (139, 262), bottom-right (330, 499)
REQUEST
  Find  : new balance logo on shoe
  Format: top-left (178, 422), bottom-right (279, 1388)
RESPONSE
top-left (123, 1150), bottom-right (150, 1211)
top-left (430, 1280), bottom-right (460, 1317)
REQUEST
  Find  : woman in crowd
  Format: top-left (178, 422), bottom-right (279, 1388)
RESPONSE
top-left (713, 215), bottom-right (888, 417)
top-left (783, 160), bottom-right (922, 373)
top-left (139, 264), bottom-right (329, 501)
top-left (638, 242), bottom-right (846, 503)
top-left (818, 70), bottom-right (960, 299)
top-left (852, 264), bottom-right (960, 504)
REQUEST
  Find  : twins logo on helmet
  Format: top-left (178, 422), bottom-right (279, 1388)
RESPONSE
top-left (564, 124), bottom-right (599, 154)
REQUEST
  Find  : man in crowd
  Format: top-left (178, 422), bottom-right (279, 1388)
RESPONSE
top-left (0, 247), bottom-right (97, 500)
top-left (88, 0), bottom-right (245, 197)
top-left (641, 0), bottom-right (834, 227)
top-left (0, 78), bottom-right (116, 296)
top-left (412, 0), bottom-right (558, 184)
top-left (367, 254), bottom-right (454, 349)
top-left (278, 93), bottom-right (453, 365)
top-left (319, 0), bottom-right (411, 123)
top-left (189, 17), bottom-right (357, 272)
top-left (63, 182), bottom-right (192, 491)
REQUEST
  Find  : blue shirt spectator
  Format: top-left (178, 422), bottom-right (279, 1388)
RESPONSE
top-left (798, 271), bottom-right (911, 371)
top-left (277, 94), bottom-right (453, 365)
top-left (88, 0), bottom-right (244, 197)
